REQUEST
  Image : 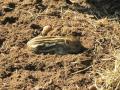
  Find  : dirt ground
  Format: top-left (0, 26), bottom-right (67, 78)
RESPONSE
top-left (0, 0), bottom-right (120, 90)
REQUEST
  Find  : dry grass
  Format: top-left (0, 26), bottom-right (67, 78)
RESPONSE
top-left (93, 50), bottom-right (120, 90)
top-left (91, 18), bottom-right (120, 90)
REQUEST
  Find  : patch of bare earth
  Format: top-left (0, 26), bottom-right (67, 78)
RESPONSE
top-left (0, 0), bottom-right (120, 90)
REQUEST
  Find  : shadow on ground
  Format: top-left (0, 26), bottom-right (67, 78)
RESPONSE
top-left (64, 0), bottom-right (120, 19)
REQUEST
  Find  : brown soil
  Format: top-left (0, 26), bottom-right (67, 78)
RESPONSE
top-left (0, 0), bottom-right (119, 90)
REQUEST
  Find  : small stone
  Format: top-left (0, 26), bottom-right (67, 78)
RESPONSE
top-left (41, 25), bottom-right (52, 36)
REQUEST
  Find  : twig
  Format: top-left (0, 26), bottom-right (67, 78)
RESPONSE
top-left (71, 65), bottom-right (92, 75)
